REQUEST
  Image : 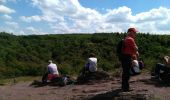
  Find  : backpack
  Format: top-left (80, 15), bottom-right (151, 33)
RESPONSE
top-left (116, 39), bottom-right (124, 61)
top-left (139, 61), bottom-right (144, 70)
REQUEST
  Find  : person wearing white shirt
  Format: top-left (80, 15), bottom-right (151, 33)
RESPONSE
top-left (42, 60), bottom-right (59, 83)
top-left (130, 55), bottom-right (140, 75)
top-left (82, 53), bottom-right (97, 75)
top-left (87, 57), bottom-right (97, 72)
top-left (47, 60), bottom-right (59, 75)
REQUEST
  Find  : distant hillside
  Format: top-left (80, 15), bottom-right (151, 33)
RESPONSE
top-left (0, 32), bottom-right (170, 78)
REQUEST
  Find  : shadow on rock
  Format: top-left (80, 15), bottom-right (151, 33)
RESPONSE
top-left (72, 89), bottom-right (154, 100)
top-left (30, 76), bottom-right (76, 88)
top-left (29, 80), bottom-right (67, 88)
top-left (88, 89), bottom-right (153, 100)
top-left (137, 77), bottom-right (170, 87)
top-left (29, 80), bottom-right (48, 87)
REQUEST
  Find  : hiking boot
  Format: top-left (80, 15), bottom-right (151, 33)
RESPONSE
top-left (121, 88), bottom-right (133, 92)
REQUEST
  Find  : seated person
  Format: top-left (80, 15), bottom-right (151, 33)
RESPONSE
top-left (77, 54), bottom-right (112, 84)
top-left (81, 53), bottom-right (97, 75)
top-left (42, 60), bottom-right (59, 83)
top-left (130, 55), bottom-right (141, 75)
top-left (153, 56), bottom-right (170, 79)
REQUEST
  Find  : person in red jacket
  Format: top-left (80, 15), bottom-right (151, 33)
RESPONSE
top-left (121, 27), bottom-right (139, 92)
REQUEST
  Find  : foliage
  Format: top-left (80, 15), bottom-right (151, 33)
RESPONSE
top-left (0, 32), bottom-right (170, 79)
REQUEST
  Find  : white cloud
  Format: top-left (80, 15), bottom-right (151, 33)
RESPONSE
top-left (135, 7), bottom-right (169, 23)
top-left (16, 0), bottom-right (170, 35)
top-left (2, 14), bottom-right (12, 20)
top-left (0, 0), bottom-right (6, 4)
top-left (25, 26), bottom-right (50, 35)
top-left (20, 15), bottom-right (42, 22)
top-left (0, 5), bottom-right (15, 14)
top-left (134, 7), bottom-right (170, 34)
top-left (0, 0), bottom-right (16, 4)
top-left (5, 21), bottom-right (18, 29)
top-left (104, 6), bottom-right (135, 23)
top-left (155, 19), bottom-right (170, 31)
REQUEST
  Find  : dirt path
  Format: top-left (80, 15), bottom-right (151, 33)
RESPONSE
top-left (0, 73), bottom-right (170, 100)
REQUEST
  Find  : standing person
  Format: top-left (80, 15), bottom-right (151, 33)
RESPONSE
top-left (42, 60), bottom-right (59, 83)
top-left (121, 28), bottom-right (139, 92)
top-left (82, 53), bottom-right (97, 75)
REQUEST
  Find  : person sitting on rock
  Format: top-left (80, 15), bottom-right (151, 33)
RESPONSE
top-left (130, 55), bottom-right (141, 75)
top-left (81, 53), bottom-right (97, 75)
top-left (152, 56), bottom-right (170, 80)
top-left (42, 60), bottom-right (59, 83)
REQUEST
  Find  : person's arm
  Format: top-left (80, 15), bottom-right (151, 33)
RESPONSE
top-left (128, 38), bottom-right (139, 56)
top-left (47, 66), bottom-right (50, 73)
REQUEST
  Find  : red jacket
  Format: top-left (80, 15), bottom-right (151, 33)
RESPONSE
top-left (122, 36), bottom-right (137, 56)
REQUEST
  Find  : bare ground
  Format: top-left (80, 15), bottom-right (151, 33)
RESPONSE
top-left (0, 73), bottom-right (170, 100)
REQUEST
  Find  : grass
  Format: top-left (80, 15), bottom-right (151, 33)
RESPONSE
top-left (0, 76), bottom-right (41, 86)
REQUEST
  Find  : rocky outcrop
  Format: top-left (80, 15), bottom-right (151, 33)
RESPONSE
top-left (73, 89), bottom-right (154, 100)
top-left (76, 71), bottom-right (110, 84)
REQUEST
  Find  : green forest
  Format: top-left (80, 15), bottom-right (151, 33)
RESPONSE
top-left (0, 32), bottom-right (170, 79)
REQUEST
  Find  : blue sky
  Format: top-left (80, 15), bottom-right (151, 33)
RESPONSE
top-left (0, 0), bottom-right (170, 35)
top-left (80, 0), bottom-right (170, 14)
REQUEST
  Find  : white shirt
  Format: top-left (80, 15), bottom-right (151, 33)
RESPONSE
top-left (132, 60), bottom-right (140, 73)
top-left (87, 57), bottom-right (97, 72)
top-left (47, 63), bottom-right (59, 75)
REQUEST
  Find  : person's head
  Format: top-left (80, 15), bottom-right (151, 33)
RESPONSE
top-left (164, 56), bottom-right (170, 65)
top-left (168, 58), bottom-right (170, 65)
top-left (48, 60), bottom-right (52, 63)
top-left (127, 28), bottom-right (137, 38)
top-left (89, 53), bottom-right (95, 58)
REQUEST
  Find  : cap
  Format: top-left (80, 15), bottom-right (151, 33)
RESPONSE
top-left (127, 28), bottom-right (137, 33)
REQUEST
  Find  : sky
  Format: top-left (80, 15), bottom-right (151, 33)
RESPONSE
top-left (0, 0), bottom-right (170, 35)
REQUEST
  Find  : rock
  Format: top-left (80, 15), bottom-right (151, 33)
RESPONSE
top-left (116, 92), bottom-right (154, 100)
top-left (73, 89), bottom-right (154, 100)
top-left (76, 71), bottom-right (110, 84)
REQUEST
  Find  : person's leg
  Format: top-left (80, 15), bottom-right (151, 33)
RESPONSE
top-left (155, 63), bottom-right (167, 77)
top-left (42, 72), bottom-right (48, 83)
top-left (121, 55), bottom-right (131, 91)
top-left (81, 67), bottom-right (86, 75)
top-left (80, 65), bottom-right (89, 76)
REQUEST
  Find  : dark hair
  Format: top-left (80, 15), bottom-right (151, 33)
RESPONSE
top-left (89, 53), bottom-right (95, 57)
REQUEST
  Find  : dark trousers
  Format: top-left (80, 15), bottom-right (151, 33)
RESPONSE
top-left (121, 54), bottom-right (132, 91)
top-left (155, 63), bottom-right (170, 76)
top-left (81, 65), bottom-right (90, 75)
